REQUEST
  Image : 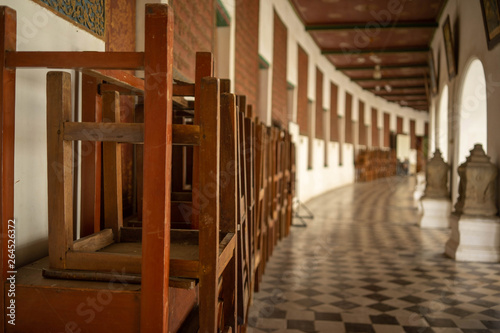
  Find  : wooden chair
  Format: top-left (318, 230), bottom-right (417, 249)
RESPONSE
top-left (253, 121), bottom-right (267, 291)
top-left (235, 96), bottom-right (252, 328)
top-left (168, 53), bottom-right (238, 332)
top-left (277, 130), bottom-right (288, 240)
top-left (265, 127), bottom-right (276, 258)
top-left (244, 104), bottom-right (256, 305)
top-left (288, 140), bottom-right (297, 234)
top-left (3, 5), bottom-right (238, 332)
top-left (2, 5), bottom-right (175, 331)
top-left (134, 52), bottom-right (238, 332)
top-left (283, 132), bottom-right (294, 237)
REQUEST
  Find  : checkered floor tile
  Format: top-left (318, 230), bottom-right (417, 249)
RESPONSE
top-left (248, 176), bottom-right (500, 333)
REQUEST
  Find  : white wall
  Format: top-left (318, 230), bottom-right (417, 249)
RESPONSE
top-left (4, 1), bottom-right (105, 266)
top-left (430, 0), bottom-right (500, 208)
top-left (457, 59), bottom-right (487, 165)
top-left (259, 0), bottom-right (429, 202)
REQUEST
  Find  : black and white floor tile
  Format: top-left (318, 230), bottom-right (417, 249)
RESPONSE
top-left (248, 177), bottom-right (500, 333)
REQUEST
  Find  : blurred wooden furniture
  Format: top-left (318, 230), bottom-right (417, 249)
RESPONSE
top-left (355, 149), bottom-right (398, 182)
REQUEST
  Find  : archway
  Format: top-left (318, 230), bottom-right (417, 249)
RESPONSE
top-left (438, 85), bottom-right (449, 161)
top-left (458, 59), bottom-right (487, 163)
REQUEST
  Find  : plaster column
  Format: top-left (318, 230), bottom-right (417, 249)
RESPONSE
top-left (419, 149), bottom-right (451, 228)
top-left (413, 172), bottom-right (426, 212)
top-left (446, 144), bottom-right (500, 262)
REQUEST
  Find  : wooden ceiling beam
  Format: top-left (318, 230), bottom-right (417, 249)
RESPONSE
top-left (384, 94), bottom-right (427, 98)
top-left (354, 76), bottom-right (424, 82)
top-left (370, 89), bottom-right (425, 98)
top-left (400, 101), bottom-right (428, 106)
top-left (371, 85), bottom-right (425, 90)
top-left (337, 63), bottom-right (428, 71)
top-left (323, 47), bottom-right (429, 55)
top-left (306, 21), bottom-right (438, 31)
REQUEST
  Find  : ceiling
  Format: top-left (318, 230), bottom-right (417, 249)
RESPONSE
top-left (289, 0), bottom-right (447, 112)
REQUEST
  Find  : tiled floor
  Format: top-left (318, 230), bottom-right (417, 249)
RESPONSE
top-left (248, 176), bottom-right (500, 333)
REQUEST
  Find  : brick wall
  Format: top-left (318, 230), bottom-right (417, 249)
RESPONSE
top-left (172, 0), bottom-right (214, 81)
top-left (345, 92), bottom-right (353, 144)
top-left (235, 0), bottom-right (259, 108)
top-left (271, 11), bottom-right (288, 127)
top-left (358, 100), bottom-right (367, 146)
top-left (410, 119), bottom-right (416, 149)
top-left (384, 112), bottom-right (390, 148)
top-left (297, 45), bottom-right (308, 135)
top-left (330, 83), bottom-right (339, 142)
top-left (371, 107), bottom-right (379, 147)
top-left (397, 116), bottom-right (403, 134)
top-left (315, 67), bottom-right (323, 139)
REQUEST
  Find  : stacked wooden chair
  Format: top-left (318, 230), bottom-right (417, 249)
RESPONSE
top-left (253, 121), bottom-right (268, 291)
top-left (2, 4), bottom-right (240, 333)
top-left (1, 3), bottom-right (297, 332)
top-left (355, 149), bottom-right (398, 182)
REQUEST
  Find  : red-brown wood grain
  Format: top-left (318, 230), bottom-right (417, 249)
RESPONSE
top-left (0, 6), bottom-right (16, 331)
top-left (198, 77), bottom-right (220, 333)
top-left (81, 74), bottom-right (102, 237)
top-left (140, 4), bottom-right (174, 332)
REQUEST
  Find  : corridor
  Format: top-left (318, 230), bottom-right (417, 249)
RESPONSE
top-left (248, 177), bottom-right (500, 333)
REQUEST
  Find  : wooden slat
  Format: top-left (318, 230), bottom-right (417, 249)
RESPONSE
top-left (218, 233), bottom-right (236, 275)
top-left (64, 122), bottom-right (144, 143)
top-left (63, 122), bottom-right (200, 146)
top-left (100, 83), bottom-right (143, 96)
top-left (220, 79), bottom-right (231, 94)
top-left (14, 281), bottom-right (141, 333)
top-left (83, 69), bottom-right (144, 94)
top-left (220, 92), bottom-right (237, 330)
top-left (169, 259), bottom-right (200, 279)
top-left (172, 192), bottom-right (192, 201)
top-left (46, 72), bottom-right (74, 269)
top-left (244, 116), bottom-right (255, 285)
top-left (80, 74), bottom-right (102, 237)
top-left (66, 251), bottom-right (142, 274)
top-left (237, 106), bottom-right (251, 322)
top-left (222, 254), bottom-right (237, 331)
top-left (42, 267), bottom-right (141, 284)
top-left (219, 93), bottom-right (237, 233)
top-left (1, 8), bottom-right (16, 328)
top-left (192, 52), bottom-right (214, 229)
top-left (73, 228), bottom-right (114, 252)
top-left (173, 83), bottom-right (195, 96)
top-left (6, 51), bottom-right (144, 69)
top-left (198, 77), bottom-right (220, 333)
top-left (141, 5), bottom-right (173, 332)
top-left (173, 124), bottom-right (201, 145)
top-left (169, 277), bottom-right (196, 289)
top-left (102, 91), bottom-right (123, 243)
top-left (219, 232), bottom-right (235, 256)
top-left (253, 123), bottom-right (266, 292)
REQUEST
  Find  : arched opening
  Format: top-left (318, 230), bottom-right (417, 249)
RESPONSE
top-left (458, 59), bottom-right (487, 163)
top-left (438, 85), bottom-right (449, 161)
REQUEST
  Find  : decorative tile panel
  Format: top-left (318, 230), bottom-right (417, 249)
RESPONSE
top-left (33, 0), bottom-right (105, 38)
